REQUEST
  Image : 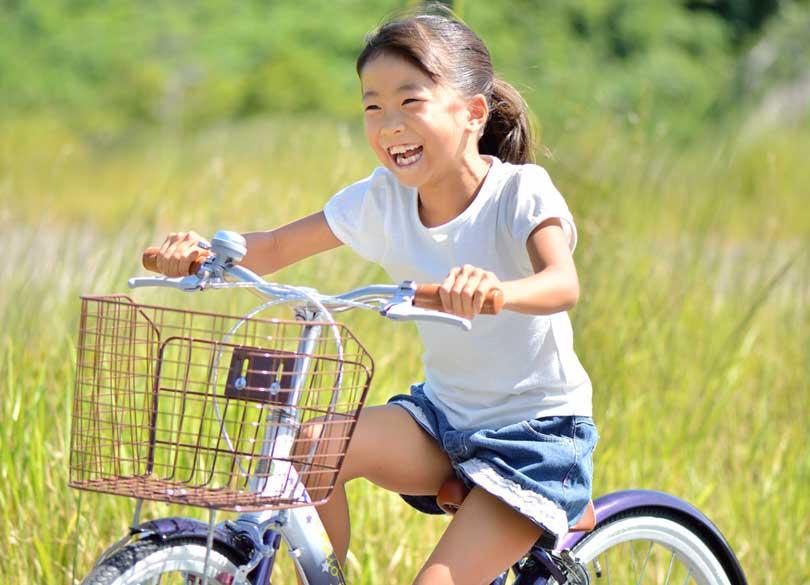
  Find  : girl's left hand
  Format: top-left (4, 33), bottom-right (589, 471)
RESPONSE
top-left (438, 264), bottom-right (503, 319)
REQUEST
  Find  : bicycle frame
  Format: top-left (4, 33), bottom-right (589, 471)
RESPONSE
top-left (225, 303), bottom-right (350, 585)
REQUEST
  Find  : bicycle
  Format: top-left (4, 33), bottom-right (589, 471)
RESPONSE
top-left (70, 230), bottom-right (747, 584)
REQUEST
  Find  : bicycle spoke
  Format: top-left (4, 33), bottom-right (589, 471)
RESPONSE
top-left (664, 550), bottom-right (676, 584)
top-left (682, 568), bottom-right (693, 585)
top-left (577, 539), bottom-right (716, 584)
top-left (637, 541), bottom-right (653, 583)
top-left (630, 539), bottom-right (640, 584)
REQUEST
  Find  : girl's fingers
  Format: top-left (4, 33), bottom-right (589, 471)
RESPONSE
top-left (440, 265), bottom-right (500, 319)
top-left (450, 265), bottom-right (476, 317)
top-left (156, 231), bottom-right (202, 276)
top-left (464, 269), bottom-right (499, 318)
top-left (175, 233), bottom-right (203, 276)
top-left (471, 278), bottom-right (493, 316)
top-left (459, 271), bottom-right (485, 318)
top-left (155, 233), bottom-right (175, 275)
top-left (438, 267), bottom-right (462, 315)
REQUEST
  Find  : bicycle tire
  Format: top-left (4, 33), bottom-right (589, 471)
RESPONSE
top-left (549, 507), bottom-right (739, 584)
top-left (81, 537), bottom-right (253, 585)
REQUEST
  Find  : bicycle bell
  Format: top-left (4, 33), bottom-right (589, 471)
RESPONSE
top-left (210, 230), bottom-right (248, 267)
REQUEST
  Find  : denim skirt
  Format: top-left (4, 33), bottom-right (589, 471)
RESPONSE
top-left (389, 384), bottom-right (598, 547)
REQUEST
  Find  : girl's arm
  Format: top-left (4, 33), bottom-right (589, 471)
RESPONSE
top-left (240, 212), bottom-right (342, 275)
top-left (438, 218), bottom-right (579, 318)
top-left (154, 211), bottom-right (342, 276)
top-left (500, 217), bottom-right (580, 314)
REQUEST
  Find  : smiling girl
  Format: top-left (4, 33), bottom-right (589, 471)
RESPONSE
top-left (155, 8), bottom-right (596, 585)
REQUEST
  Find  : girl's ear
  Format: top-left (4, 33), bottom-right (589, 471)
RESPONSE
top-left (467, 93), bottom-right (489, 137)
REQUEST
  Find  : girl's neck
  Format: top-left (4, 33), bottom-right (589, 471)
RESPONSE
top-left (417, 153), bottom-right (492, 228)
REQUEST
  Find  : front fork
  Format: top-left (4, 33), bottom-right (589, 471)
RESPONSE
top-left (230, 503), bottom-right (345, 585)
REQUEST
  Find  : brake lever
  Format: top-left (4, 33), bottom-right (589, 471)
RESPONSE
top-left (381, 300), bottom-right (472, 331)
top-left (128, 275), bottom-right (206, 291)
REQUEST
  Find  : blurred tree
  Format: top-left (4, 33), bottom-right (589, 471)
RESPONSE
top-left (684, 0), bottom-right (802, 41)
top-left (0, 0), bottom-right (806, 139)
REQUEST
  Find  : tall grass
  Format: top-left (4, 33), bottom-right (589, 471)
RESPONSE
top-left (0, 115), bottom-right (807, 583)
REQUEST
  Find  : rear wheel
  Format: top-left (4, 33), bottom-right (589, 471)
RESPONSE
top-left (550, 508), bottom-right (740, 584)
top-left (81, 538), bottom-right (251, 585)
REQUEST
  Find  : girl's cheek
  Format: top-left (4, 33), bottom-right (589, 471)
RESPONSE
top-left (363, 124), bottom-right (379, 148)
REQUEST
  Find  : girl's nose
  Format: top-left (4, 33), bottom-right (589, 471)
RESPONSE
top-left (381, 113), bottom-right (404, 135)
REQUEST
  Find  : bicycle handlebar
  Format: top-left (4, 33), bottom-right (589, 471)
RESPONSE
top-left (140, 246), bottom-right (504, 315)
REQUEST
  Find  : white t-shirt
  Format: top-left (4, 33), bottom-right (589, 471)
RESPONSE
top-left (323, 156), bottom-right (592, 430)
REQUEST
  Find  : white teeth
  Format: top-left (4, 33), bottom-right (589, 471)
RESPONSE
top-left (397, 150), bottom-right (422, 166)
top-left (388, 144), bottom-right (420, 155)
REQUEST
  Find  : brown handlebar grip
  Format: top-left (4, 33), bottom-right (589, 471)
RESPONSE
top-left (414, 284), bottom-right (504, 315)
top-left (142, 247), bottom-right (209, 275)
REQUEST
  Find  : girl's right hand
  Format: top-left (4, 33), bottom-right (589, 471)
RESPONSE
top-left (155, 231), bottom-right (207, 277)
top-left (438, 264), bottom-right (503, 320)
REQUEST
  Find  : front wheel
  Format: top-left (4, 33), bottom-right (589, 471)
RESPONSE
top-left (552, 508), bottom-right (740, 584)
top-left (81, 537), bottom-right (251, 585)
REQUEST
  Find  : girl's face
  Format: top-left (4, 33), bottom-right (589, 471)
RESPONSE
top-left (360, 53), bottom-right (485, 189)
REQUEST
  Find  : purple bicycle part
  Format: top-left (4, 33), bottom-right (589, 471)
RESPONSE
top-left (132, 517), bottom-right (252, 564)
top-left (560, 489), bottom-right (747, 585)
top-left (248, 530), bottom-right (282, 585)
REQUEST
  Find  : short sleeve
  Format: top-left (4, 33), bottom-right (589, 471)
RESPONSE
top-left (509, 165), bottom-right (578, 252)
top-left (323, 168), bottom-right (391, 263)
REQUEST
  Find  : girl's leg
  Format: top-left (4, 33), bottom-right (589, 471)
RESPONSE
top-left (304, 404), bottom-right (455, 563)
top-left (414, 486), bottom-right (543, 585)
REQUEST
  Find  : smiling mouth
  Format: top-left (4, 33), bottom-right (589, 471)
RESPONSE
top-left (388, 144), bottom-right (423, 167)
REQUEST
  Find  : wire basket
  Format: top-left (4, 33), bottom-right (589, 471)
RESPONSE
top-left (69, 295), bottom-right (374, 511)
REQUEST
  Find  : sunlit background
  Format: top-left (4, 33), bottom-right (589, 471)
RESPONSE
top-left (1, 1), bottom-right (808, 583)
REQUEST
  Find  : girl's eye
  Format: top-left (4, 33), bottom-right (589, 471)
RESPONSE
top-left (403, 98), bottom-right (421, 106)
top-left (364, 104), bottom-right (380, 112)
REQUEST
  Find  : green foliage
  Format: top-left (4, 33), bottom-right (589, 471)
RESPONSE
top-left (461, 0), bottom-right (733, 138)
top-left (0, 0), bottom-right (398, 131)
top-left (1, 0), bottom-right (807, 140)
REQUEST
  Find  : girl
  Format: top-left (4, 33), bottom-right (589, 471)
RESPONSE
top-left (156, 8), bottom-right (597, 585)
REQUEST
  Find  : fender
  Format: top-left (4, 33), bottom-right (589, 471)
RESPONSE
top-left (560, 490), bottom-right (747, 585)
top-left (132, 516), bottom-right (253, 565)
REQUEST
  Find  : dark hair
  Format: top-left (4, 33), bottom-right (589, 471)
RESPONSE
top-left (356, 6), bottom-right (535, 165)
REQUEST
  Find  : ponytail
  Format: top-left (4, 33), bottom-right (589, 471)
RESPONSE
top-left (479, 79), bottom-right (535, 165)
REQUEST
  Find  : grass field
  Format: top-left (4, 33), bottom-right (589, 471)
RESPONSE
top-left (1, 115), bottom-right (808, 583)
